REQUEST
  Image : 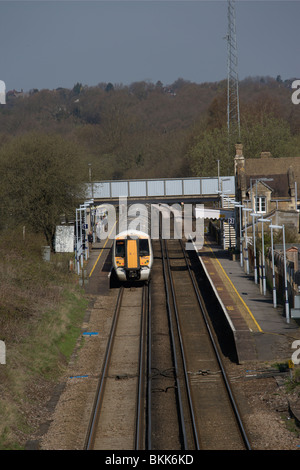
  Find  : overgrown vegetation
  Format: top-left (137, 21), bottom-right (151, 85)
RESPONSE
top-left (0, 228), bottom-right (88, 449)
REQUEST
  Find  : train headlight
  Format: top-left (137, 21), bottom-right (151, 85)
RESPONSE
top-left (115, 257), bottom-right (125, 266)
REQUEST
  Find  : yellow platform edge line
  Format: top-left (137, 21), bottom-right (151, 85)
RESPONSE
top-left (206, 244), bottom-right (263, 333)
top-left (89, 221), bottom-right (117, 278)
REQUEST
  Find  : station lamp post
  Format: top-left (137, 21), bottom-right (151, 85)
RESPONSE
top-left (234, 203), bottom-right (244, 267)
top-left (242, 207), bottom-right (252, 274)
top-left (269, 224), bottom-right (289, 323)
top-left (269, 224), bottom-right (277, 308)
top-left (216, 160), bottom-right (220, 193)
top-left (88, 163), bottom-right (94, 199)
top-left (250, 212), bottom-right (260, 284)
top-left (258, 217), bottom-right (271, 296)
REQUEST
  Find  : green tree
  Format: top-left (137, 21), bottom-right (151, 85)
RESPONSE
top-left (186, 116), bottom-right (296, 178)
top-left (241, 116), bottom-right (294, 158)
top-left (73, 82), bottom-right (83, 95)
top-left (186, 127), bottom-right (232, 177)
top-left (0, 133), bottom-right (85, 250)
top-left (105, 82), bottom-right (114, 93)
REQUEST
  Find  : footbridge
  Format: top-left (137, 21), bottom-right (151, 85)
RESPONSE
top-left (85, 175), bottom-right (235, 203)
top-left (71, 175), bottom-right (237, 267)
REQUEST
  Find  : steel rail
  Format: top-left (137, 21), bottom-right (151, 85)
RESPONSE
top-left (146, 281), bottom-right (152, 450)
top-left (164, 239), bottom-right (201, 450)
top-left (160, 237), bottom-right (189, 449)
top-left (85, 284), bottom-right (149, 451)
top-left (181, 239), bottom-right (252, 450)
top-left (135, 284), bottom-right (149, 450)
top-left (84, 286), bottom-right (124, 450)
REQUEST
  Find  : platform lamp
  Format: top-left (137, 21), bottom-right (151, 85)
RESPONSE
top-left (242, 207), bottom-right (252, 274)
top-left (269, 224), bottom-right (278, 309)
top-left (88, 163), bottom-right (94, 199)
top-left (234, 203), bottom-right (244, 267)
top-left (269, 224), bottom-right (289, 323)
top-left (250, 212), bottom-right (260, 284)
top-left (258, 217), bottom-right (271, 296)
top-left (217, 159), bottom-right (220, 193)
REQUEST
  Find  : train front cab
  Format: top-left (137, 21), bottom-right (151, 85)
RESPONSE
top-left (114, 236), bottom-right (151, 282)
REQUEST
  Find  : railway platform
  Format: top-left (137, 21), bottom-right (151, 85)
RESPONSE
top-left (84, 234), bottom-right (300, 365)
top-left (84, 238), bottom-right (113, 296)
top-left (196, 235), bottom-right (300, 364)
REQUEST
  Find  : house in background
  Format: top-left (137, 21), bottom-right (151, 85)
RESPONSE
top-left (235, 143), bottom-right (300, 232)
top-left (234, 144), bottom-right (300, 308)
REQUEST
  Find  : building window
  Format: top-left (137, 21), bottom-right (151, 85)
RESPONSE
top-left (256, 196), bottom-right (266, 213)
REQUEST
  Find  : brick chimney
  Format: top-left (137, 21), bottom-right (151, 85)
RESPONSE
top-left (260, 151), bottom-right (272, 159)
top-left (234, 143), bottom-right (244, 176)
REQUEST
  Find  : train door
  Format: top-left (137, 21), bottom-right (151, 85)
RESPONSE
top-left (126, 239), bottom-right (139, 269)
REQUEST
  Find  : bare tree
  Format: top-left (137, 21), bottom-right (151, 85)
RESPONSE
top-left (0, 132), bottom-right (86, 250)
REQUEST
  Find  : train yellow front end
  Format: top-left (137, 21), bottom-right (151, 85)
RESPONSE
top-left (113, 230), bottom-right (153, 282)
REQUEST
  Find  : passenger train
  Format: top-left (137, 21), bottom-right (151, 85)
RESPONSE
top-left (111, 204), bottom-right (153, 283)
top-left (112, 229), bottom-right (153, 282)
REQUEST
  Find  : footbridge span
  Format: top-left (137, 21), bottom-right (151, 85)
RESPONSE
top-left (85, 175), bottom-right (235, 203)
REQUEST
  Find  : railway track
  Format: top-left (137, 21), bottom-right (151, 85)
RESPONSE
top-left (160, 238), bottom-right (251, 450)
top-left (84, 234), bottom-right (251, 450)
top-left (84, 284), bottom-right (149, 450)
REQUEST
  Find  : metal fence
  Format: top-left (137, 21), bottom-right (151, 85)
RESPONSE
top-left (86, 176), bottom-right (235, 199)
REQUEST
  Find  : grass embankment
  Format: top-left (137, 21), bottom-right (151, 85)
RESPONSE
top-left (0, 228), bottom-right (88, 449)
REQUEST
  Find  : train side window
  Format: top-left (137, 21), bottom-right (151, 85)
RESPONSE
top-left (139, 239), bottom-right (149, 256)
top-left (116, 240), bottom-right (125, 257)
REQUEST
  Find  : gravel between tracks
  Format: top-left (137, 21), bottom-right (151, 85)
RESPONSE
top-left (34, 291), bottom-right (300, 451)
top-left (224, 359), bottom-right (300, 451)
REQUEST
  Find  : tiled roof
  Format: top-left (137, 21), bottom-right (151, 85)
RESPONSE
top-left (245, 156), bottom-right (300, 177)
top-left (246, 174), bottom-right (289, 197)
top-left (244, 155), bottom-right (300, 198)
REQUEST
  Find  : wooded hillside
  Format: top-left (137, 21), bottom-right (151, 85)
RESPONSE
top-left (1, 76), bottom-right (299, 183)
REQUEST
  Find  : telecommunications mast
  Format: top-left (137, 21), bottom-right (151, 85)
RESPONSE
top-left (226, 0), bottom-right (241, 146)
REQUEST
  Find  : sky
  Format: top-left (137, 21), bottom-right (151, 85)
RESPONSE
top-left (0, 0), bottom-right (299, 92)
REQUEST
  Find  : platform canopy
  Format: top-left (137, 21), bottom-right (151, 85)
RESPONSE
top-left (194, 207), bottom-right (235, 221)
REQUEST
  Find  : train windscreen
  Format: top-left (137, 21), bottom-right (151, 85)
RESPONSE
top-left (139, 239), bottom-right (149, 256)
top-left (116, 240), bottom-right (125, 257)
